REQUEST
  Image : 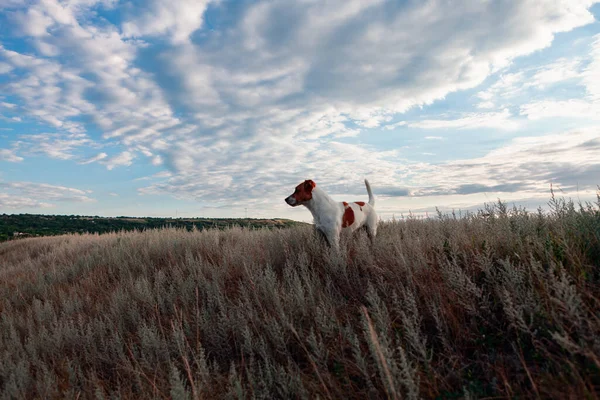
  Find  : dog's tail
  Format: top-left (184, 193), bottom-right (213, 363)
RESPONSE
top-left (365, 179), bottom-right (375, 206)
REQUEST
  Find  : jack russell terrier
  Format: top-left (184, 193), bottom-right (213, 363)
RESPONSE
top-left (285, 179), bottom-right (377, 248)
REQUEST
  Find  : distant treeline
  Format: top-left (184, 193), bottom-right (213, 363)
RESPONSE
top-left (0, 213), bottom-right (304, 242)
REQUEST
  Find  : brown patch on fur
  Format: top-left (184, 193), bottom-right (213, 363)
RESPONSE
top-left (342, 202), bottom-right (355, 228)
top-left (292, 179), bottom-right (316, 203)
top-left (355, 201), bottom-right (365, 210)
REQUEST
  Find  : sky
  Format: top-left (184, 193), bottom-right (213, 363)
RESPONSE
top-left (1, 0), bottom-right (600, 222)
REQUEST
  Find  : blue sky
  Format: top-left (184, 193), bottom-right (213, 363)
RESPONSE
top-left (1, 0), bottom-right (599, 221)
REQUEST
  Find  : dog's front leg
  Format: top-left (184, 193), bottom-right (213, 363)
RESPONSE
top-left (325, 227), bottom-right (340, 250)
top-left (315, 227), bottom-right (330, 247)
top-left (315, 227), bottom-right (340, 250)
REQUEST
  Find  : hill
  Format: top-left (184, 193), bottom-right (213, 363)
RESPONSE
top-left (0, 213), bottom-right (304, 242)
top-left (0, 197), bottom-right (599, 398)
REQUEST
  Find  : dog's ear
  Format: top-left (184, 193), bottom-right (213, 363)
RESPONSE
top-left (304, 180), bottom-right (316, 191)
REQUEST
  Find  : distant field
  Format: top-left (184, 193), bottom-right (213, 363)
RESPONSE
top-left (0, 214), bottom-right (304, 242)
top-left (1, 197), bottom-right (599, 399)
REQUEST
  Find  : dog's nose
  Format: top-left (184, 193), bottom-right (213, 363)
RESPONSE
top-left (285, 196), bottom-right (296, 206)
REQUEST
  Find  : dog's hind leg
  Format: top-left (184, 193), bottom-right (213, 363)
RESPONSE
top-left (365, 218), bottom-right (377, 245)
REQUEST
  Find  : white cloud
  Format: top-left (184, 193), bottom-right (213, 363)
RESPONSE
top-left (471, 56), bottom-right (585, 110)
top-left (582, 34), bottom-right (600, 102)
top-left (0, 45), bottom-right (93, 134)
top-left (0, 180), bottom-right (95, 209)
top-left (0, 102), bottom-right (16, 109)
top-left (151, 155), bottom-right (163, 166)
top-left (1, 0), bottom-right (181, 145)
top-left (0, 0), bottom-right (25, 8)
top-left (134, 170), bottom-right (172, 181)
top-left (0, 148), bottom-right (23, 162)
top-left (122, 0), bottom-right (216, 44)
top-left (382, 121), bottom-right (407, 130)
top-left (153, 0), bottom-right (599, 139)
top-left (519, 42), bottom-right (600, 120)
top-left (528, 58), bottom-right (583, 89)
top-left (35, 41), bottom-right (60, 57)
top-left (350, 108), bottom-right (393, 128)
top-left (475, 72), bottom-right (526, 109)
top-left (101, 151), bottom-right (134, 170)
top-left (16, 132), bottom-right (98, 160)
top-left (0, 194), bottom-right (53, 209)
top-left (408, 109), bottom-right (519, 130)
top-left (520, 99), bottom-right (600, 120)
top-left (138, 135), bottom-right (410, 206)
top-left (412, 128), bottom-right (600, 196)
top-left (0, 62), bottom-right (12, 74)
top-left (0, 0), bottom-right (599, 212)
top-left (498, 34), bottom-right (600, 120)
top-left (12, 7), bottom-right (55, 37)
top-left (79, 152), bottom-right (108, 164)
top-left (153, 171), bottom-right (172, 178)
top-left (476, 101), bottom-right (496, 109)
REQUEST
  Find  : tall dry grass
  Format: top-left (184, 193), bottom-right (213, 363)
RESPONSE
top-left (1, 195), bottom-right (599, 399)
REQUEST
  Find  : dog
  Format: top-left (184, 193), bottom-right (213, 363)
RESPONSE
top-left (285, 179), bottom-right (377, 248)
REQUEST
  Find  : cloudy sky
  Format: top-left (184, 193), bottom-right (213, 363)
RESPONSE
top-left (1, 0), bottom-right (599, 221)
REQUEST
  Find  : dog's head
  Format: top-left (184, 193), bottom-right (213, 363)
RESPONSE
top-left (285, 179), bottom-right (316, 207)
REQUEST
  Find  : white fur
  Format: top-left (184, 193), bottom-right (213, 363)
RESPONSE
top-left (287, 179), bottom-right (377, 249)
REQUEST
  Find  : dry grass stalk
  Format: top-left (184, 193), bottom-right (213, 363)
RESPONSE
top-left (1, 195), bottom-right (599, 398)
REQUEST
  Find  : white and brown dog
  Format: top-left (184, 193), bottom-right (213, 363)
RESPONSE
top-left (285, 179), bottom-right (377, 248)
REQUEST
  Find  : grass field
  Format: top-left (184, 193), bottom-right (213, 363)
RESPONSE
top-left (1, 195), bottom-right (599, 399)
